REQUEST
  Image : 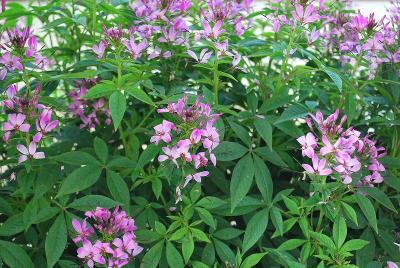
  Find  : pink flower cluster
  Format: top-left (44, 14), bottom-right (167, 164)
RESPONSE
top-left (0, 26), bottom-right (51, 80)
top-left (68, 79), bottom-right (111, 130)
top-left (298, 109), bottom-right (386, 187)
top-left (1, 83), bottom-right (58, 165)
top-left (72, 207), bottom-right (143, 268)
top-left (92, 1), bottom-right (251, 69)
top-left (150, 94), bottom-right (220, 202)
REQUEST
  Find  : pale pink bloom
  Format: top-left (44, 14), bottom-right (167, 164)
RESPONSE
top-left (387, 261), bottom-right (399, 268)
top-left (187, 49), bottom-right (213, 63)
top-left (297, 132), bottom-right (317, 158)
top-left (307, 27), bottom-right (320, 45)
top-left (0, 52), bottom-right (23, 72)
top-left (2, 113), bottom-right (30, 142)
top-left (33, 109), bottom-right (58, 142)
top-left (150, 120), bottom-right (176, 144)
top-left (158, 146), bottom-right (179, 167)
top-left (93, 241), bottom-right (113, 264)
top-left (203, 20), bottom-right (225, 39)
top-left (232, 53), bottom-right (241, 68)
top-left (320, 135), bottom-right (342, 156)
top-left (17, 142), bottom-right (45, 163)
top-left (10, 172), bottom-right (16, 181)
top-left (25, 36), bottom-right (38, 57)
top-left (210, 153), bottom-right (217, 166)
top-left (92, 40), bottom-right (108, 58)
top-left (77, 240), bottom-right (98, 268)
top-left (176, 139), bottom-right (192, 162)
top-left (215, 41), bottom-right (233, 58)
top-left (202, 122), bottom-right (220, 151)
top-left (302, 155), bottom-right (332, 176)
top-left (193, 152), bottom-right (208, 169)
top-left (183, 171), bottom-right (209, 187)
top-left (190, 129), bottom-right (203, 144)
top-left (113, 232), bottom-right (143, 257)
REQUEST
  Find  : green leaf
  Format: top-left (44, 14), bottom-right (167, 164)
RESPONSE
top-left (242, 208), bottom-right (269, 253)
top-left (53, 151), bottom-right (101, 166)
top-left (323, 68), bottom-right (342, 92)
top-left (310, 232), bottom-right (336, 250)
top-left (358, 187), bottom-right (397, 213)
top-left (270, 206), bottom-right (283, 237)
top-left (274, 104), bottom-right (308, 124)
top-left (45, 213), bottom-right (67, 268)
top-left (213, 141), bottom-right (248, 161)
top-left (84, 81), bottom-right (117, 99)
top-left (214, 239), bottom-right (235, 264)
top-left (136, 144), bottom-right (160, 169)
top-left (333, 217), bottom-right (347, 248)
top-left (140, 241), bottom-right (164, 268)
top-left (260, 91), bottom-right (294, 113)
top-left (240, 252), bottom-right (268, 268)
top-left (282, 196), bottom-right (300, 215)
top-left (0, 197), bottom-right (13, 216)
top-left (23, 199), bottom-right (38, 230)
top-left (56, 166), bottom-right (102, 197)
top-left (278, 239), bottom-right (306, 251)
top-left (228, 120), bottom-right (251, 147)
top-left (253, 154), bottom-right (273, 203)
top-left (341, 239), bottom-right (370, 252)
top-left (0, 240), bottom-right (34, 268)
top-left (109, 91), bottom-right (126, 130)
top-left (213, 228), bottom-right (243, 241)
top-left (195, 207), bottom-right (216, 229)
top-left (106, 170), bottom-right (130, 206)
top-left (230, 154), bottom-right (255, 212)
top-left (125, 84), bottom-right (156, 106)
top-left (355, 193), bottom-right (378, 234)
top-left (182, 235), bottom-right (194, 264)
top-left (166, 242), bottom-right (184, 268)
top-left (68, 195), bottom-right (120, 211)
top-left (94, 137), bottom-right (108, 163)
top-left (0, 213), bottom-right (24, 236)
top-left (47, 70), bottom-right (97, 81)
top-left (341, 202), bottom-right (358, 226)
top-left (191, 228), bottom-right (211, 243)
top-left (254, 118), bottom-right (273, 150)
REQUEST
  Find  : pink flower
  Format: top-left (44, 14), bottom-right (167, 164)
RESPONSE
top-left (307, 27), bottom-right (320, 45)
top-left (93, 241), bottom-right (113, 264)
top-left (292, 4), bottom-right (319, 24)
top-left (302, 155), bottom-right (332, 176)
top-left (215, 41), bottom-right (233, 58)
top-left (351, 13), bottom-right (369, 32)
top-left (33, 109), bottom-right (59, 142)
top-left (0, 52), bottom-right (23, 71)
top-left (72, 219), bottom-right (94, 243)
top-left (193, 152), bottom-right (208, 169)
top-left (122, 36), bottom-right (148, 60)
top-left (77, 240), bottom-right (96, 268)
top-left (190, 129), bottom-right (203, 144)
top-left (25, 36), bottom-right (38, 57)
top-left (183, 171), bottom-right (209, 187)
top-left (17, 142), bottom-right (45, 163)
top-left (158, 146), bottom-right (179, 167)
top-left (202, 122), bottom-right (220, 151)
top-left (387, 261), bottom-right (399, 268)
top-left (2, 113), bottom-right (30, 142)
top-left (175, 186), bottom-right (182, 203)
top-left (92, 40), bottom-right (108, 58)
top-left (113, 232), bottom-right (143, 257)
top-left (203, 20), bottom-right (225, 39)
top-left (150, 120), bottom-right (176, 144)
top-left (10, 172), bottom-right (16, 181)
top-left (232, 53), bottom-right (241, 68)
top-left (176, 139), bottom-right (192, 162)
top-left (297, 132), bottom-right (317, 158)
top-left (187, 49), bottom-right (213, 64)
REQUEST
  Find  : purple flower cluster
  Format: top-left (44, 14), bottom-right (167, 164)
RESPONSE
top-left (150, 94), bottom-right (220, 202)
top-left (1, 83), bottom-right (58, 166)
top-left (68, 79), bottom-right (112, 130)
top-left (72, 207), bottom-right (143, 268)
top-left (0, 26), bottom-right (51, 80)
top-left (298, 109), bottom-right (386, 187)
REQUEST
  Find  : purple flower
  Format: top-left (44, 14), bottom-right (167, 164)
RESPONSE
top-left (122, 36), bottom-right (148, 60)
top-left (187, 49), bottom-right (213, 64)
top-left (0, 52), bottom-right (23, 76)
top-left (302, 155), bottom-right (332, 176)
top-left (113, 232), bottom-right (143, 257)
top-left (72, 219), bottom-right (94, 243)
top-left (33, 109), bottom-right (58, 142)
top-left (297, 132), bottom-right (317, 158)
top-left (92, 40), bottom-right (108, 58)
top-left (203, 20), bottom-right (225, 39)
top-left (193, 152), bottom-right (208, 169)
top-left (292, 4), bottom-right (319, 25)
top-left (387, 261), bottom-right (399, 268)
top-left (158, 146), bottom-right (180, 167)
top-left (77, 240), bottom-right (96, 268)
top-left (202, 122), bottom-right (220, 151)
top-left (17, 142), bottom-right (45, 163)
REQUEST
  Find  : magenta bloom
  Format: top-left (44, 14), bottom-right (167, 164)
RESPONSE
top-left (122, 36), bottom-right (148, 60)
top-left (202, 122), bottom-right (220, 151)
top-left (2, 113), bottom-right (30, 142)
top-left (113, 232), bottom-right (143, 258)
top-left (33, 109), bottom-right (59, 142)
top-left (77, 240), bottom-right (97, 268)
top-left (17, 142), bottom-right (45, 163)
top-left (72, 219), bottom-right (94, 243)
top-left (302, 155), bottom-right (332, 176)
top-left (203, 20), bottom-right (225, 39)
top-left (387, 261), bottom-right (399, 268)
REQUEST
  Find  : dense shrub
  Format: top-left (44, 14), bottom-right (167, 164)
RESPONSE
top-left (0, 0), bottom-right (399, 267)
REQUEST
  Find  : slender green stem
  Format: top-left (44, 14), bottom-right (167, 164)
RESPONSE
top-left (213, 54), bottom-right (219, 106)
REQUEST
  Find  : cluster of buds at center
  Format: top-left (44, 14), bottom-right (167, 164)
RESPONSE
top-left (150, 94), bottom-right (220, 203)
